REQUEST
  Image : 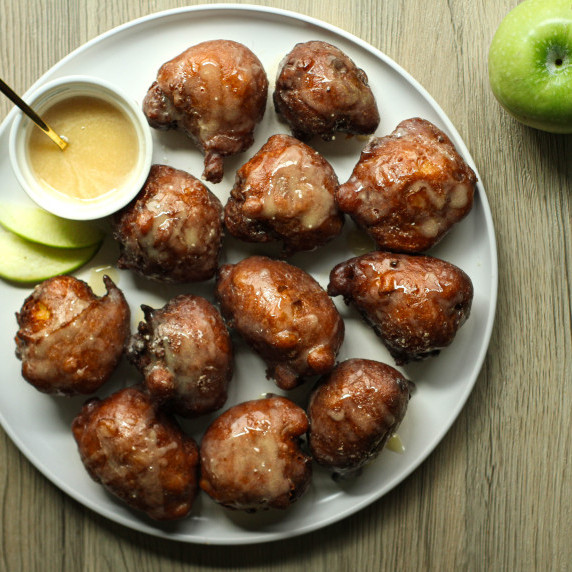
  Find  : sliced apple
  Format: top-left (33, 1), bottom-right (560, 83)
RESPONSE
top-left (0, 231), bottom-right (101, 283)
top-left (0, 202), bottom-right (105, 248)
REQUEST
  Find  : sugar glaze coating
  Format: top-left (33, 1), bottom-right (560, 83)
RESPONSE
top-left (113, 164), bottom-right (223, 283)
top-left (143, 39), bottom-right (268, 183)
top-left (224, 134), bottom-right (344, 255)
top-left (328, 251), bottom-right (473, 364)
top-left (127, 294), bottom-right (233, 418)
top-left (273, 40), bottom-right (380, 141)
top-left (308, 358), bottom-right (411, 477)
top-left (215, 255), bottom-right (344, 389)
top-left (336, 117), bottom-right (477, 252)
top-left (15, 274), bottom-right (130, 396)
top-left (199, 396), bottom-right (311, 511)
top-left (72, 386), bottom-right (200, 521)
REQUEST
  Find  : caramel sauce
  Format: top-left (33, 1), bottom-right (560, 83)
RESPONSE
top-left (27, 95), bottom-right (139, 201)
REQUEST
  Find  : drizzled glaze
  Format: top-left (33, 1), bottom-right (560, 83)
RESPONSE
top-left (199, 396), bottom-right (311, 511)
top-left (127, 294), bottom-right (232, 417)
top-left (143, 40), bottom-right (268, 183)
top-left (328, 251), bottom-right (473, 364)
top-left (215, 256), bottom-right (344, 390)
top-left (308, 359), bottom-right (411, 476)
top-left (72, 387), bottom-right (199, 521)
top-left (248, 143), bottom-right (336, 231)
top-left (336, 117), bottom-right (477, 253)
top-left (113, 164), bottom-right (223, 283)
top-left (273, 40), bottom-right (380, 141)
top-left (15, 275), bottom-right (130, 396)
top-left (224, 134), bottom-right (344, 255)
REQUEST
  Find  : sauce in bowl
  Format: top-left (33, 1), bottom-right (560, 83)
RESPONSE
top-left (27, 95), bottom-right (139, 201)
top-left (10, 76), bottom-right (153, 220)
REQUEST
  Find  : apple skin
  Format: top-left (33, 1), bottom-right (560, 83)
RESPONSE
top-left (488, 0), bottom-right (572, 133)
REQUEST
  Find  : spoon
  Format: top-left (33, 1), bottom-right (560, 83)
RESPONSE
top-left (0, 77), bottom-right (68, 150)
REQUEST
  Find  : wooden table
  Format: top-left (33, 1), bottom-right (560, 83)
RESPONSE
top-left (1, 1), bottom-right (570, 570)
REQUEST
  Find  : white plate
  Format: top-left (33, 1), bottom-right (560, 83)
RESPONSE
top-left (0, 4), bottom-right (497, 544)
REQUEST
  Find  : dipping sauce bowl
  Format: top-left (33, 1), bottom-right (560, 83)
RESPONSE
top-left (9, 76), bottom-right (153, 220)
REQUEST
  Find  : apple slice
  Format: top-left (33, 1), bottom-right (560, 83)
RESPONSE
top-left (0, 202), bottom-right (105, 248)
top-left (0, 231), bottom-right (101, 283)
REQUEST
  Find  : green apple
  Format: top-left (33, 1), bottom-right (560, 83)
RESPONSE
top-left (0, 231), bottom-right (101, 283)
top-left (0, 202), bottom-right (104, 248)
top-left (488, 0), bottom-right (572, 133)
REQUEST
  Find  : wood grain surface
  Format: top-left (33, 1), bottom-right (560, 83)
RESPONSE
top-left (1, 1), bottom-right (570, 570)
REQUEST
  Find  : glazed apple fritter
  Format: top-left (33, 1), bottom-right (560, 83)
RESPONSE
top-left (15, 274), bottom-right (130, 396)
top-left (335, 117), bottom-right (477, 253)
top-left (143, 39), bottom-right (268, 183)
top-left (328, 251), bottom-right (473, 364)
top-left (215, 255), bottom-right (344, 390)
top-left (200, 396), bottom-right (312, 511)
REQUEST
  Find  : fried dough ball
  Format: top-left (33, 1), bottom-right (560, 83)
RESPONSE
top-left (143, 39), bottom-right (268, 183)
top-left (200, 396), bottom-right (312, 511)
top-left (113, 164), bottom-right (223, 283)
top-left (224, 134), bottom-right (344, 255)
top-left (335, 117), bottom-right (477, 253)
top-left (215, 255), bottom-right (344, 390)
top-left (15, 275), bottom-right (130, 396)
top-left (273, 40), bottom-right (380, 141)
top-left (72, 386), bottom-right (200, 521)
top-left (308, 359), bottom-right (412, 477)
top-left (328, 252), bottom-right (473, 364)
top-left (127, 295), bottom-right (233, 418)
